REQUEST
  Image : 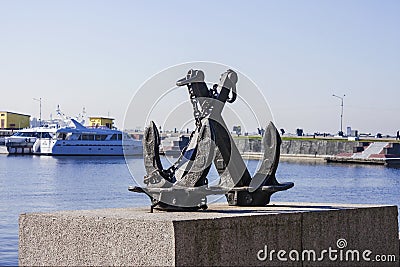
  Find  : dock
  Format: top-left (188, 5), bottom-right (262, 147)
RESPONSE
top-left (326, 156), bottom-right (400, 167)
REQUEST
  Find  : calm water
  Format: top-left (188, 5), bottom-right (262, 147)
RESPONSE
top-left (1, 154), bottom-right (399, 265)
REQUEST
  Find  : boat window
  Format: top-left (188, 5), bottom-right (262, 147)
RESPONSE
top-left (65, 133), bottom-right (73, 140)
top-left (41, 132), bottom-right (52, 139)
top-left (95, 135), bottom-right (107, 141)
top-left (20, 132), bottom-right (31, 137)
top-left (123, 133), bottom-right (132, 140)
top-left (77, 135), bottom-right (82, 140)
top-left (118, 134), bottom-right (122, 140)
top-left (110, 134), bottom-right (117, 140)
top-left (17, 132), bottom-right (35, 137)
top-left (82, 134), bottom-right (95, 141)
top-left (57, 133), bottom-right (67, 140)
top-left (96, 134), bottom-right (107, 141)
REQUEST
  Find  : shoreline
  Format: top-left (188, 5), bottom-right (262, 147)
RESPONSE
top-left (241, 152), bottom-right (326, 162)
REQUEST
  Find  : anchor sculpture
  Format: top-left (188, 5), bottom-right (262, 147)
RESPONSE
top-left (129, 69), bottom-right (293, 211)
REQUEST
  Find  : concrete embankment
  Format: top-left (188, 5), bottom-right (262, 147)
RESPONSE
top-left (234, 138), bottom-right (355, 158)
top-left (234, 137), bottom-right (400, 166)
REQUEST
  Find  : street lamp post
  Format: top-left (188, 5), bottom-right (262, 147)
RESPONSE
top-left (33, 97), bottom-right (42, 126)
top-left (332, 94), bottom-right (345, 136)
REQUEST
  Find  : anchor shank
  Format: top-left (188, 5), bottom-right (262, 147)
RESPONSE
top-left (210, 115), bottom-right (252, 187)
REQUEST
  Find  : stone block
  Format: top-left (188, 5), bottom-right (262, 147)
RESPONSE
top-left (19, 202), bottom-right (399, 266)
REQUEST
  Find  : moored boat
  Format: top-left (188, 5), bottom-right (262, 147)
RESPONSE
top-left (35, 119), bottom-right (142, 156)
top-left (4, 125), bottom-right (58, 154)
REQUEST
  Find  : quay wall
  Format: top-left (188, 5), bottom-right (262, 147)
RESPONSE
top-left (234, 138), bottom-right (356, 156)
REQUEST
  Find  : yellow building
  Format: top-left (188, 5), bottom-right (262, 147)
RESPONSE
top-left (0, 111), bottom-right (30, 129)
top-left (88, 117), bottom-right (114, 129)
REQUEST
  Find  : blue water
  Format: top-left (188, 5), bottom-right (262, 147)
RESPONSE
top-left (1, 155), bottom-right (399, 265)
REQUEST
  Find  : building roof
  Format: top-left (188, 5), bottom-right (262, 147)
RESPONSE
top-left (89, 117), bottom-right (115, 120)
top-left (0, 111), bottom-right (31, 117)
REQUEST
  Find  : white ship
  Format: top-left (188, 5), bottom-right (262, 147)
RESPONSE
top-left (35, 119), bottom-right (142, 156)
top-left (4, 124), bottom-right (59, 154)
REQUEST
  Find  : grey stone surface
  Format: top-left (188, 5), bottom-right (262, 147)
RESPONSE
top-left (234, 138), bottom-right (358, 156)
top-left (302, 207), bottom-right (399, 266)
top-left (280, 140), bottom-right (356, 156)
top-left (19, 211), bottom-right (176, 266)
top-left (19, 202), bottom-right (399, 266)
top-left (173, 212), bottom-right (302, 266)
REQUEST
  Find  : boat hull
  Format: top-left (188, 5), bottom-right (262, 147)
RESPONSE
top-left (36, 139), bottom-right (143, 156)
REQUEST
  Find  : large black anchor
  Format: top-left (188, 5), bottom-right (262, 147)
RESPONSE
top-left (129, 69), bottom-right (293, 212)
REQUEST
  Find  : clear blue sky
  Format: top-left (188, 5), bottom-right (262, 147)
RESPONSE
top-left (1, 0), bottom-right (399, 135)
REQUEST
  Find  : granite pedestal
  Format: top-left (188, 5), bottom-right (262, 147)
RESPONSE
top-left (19, 202), bottom-right (399, 266)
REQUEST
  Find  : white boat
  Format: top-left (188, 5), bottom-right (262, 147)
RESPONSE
top-left (4, 124), bottom-right (59, 154)
top-left (36, 119), bottom-right (142, 156)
